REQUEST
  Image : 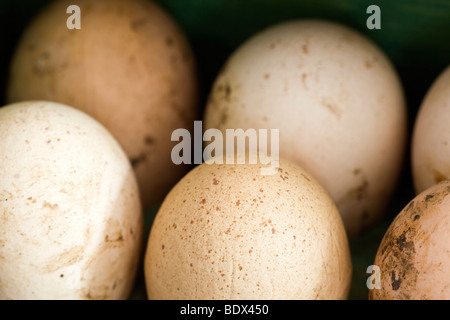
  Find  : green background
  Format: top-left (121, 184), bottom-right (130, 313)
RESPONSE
top-left (1, 0), bottom-right (449, 300)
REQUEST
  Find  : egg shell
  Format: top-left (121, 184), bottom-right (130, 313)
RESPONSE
top-left (144, 156), bottom-right (352, 300)
top-left (370, 180), bottom-right (450, 300)
top-left (7, 0), bottom-right (199, 208)
top-left (0, 101), bottom-right (143, 299)
top-left (412, 65), bottom-right (450, 194)
top-left (203, 19), bottom-right (407, 237)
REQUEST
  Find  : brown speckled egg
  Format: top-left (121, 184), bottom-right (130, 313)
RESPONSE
top-left (144, 156), bottom-right (352, 299)
top-left (370, 180), bottom-right (450, 300)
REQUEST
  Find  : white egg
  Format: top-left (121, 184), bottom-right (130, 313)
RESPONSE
top-left (204, 19), bottom-right (408, 237)
top-left (0, 101), bottom-right (143, 299)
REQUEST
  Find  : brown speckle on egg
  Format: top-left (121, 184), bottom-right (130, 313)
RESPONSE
top-left (370, 180), bottom-right (450, 300)
top-left (144, 156), bottom-right (352, 299)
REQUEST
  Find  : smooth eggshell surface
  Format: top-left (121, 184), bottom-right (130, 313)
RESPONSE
top-left (144, 157), bottom-right (352, 299)
top-left (412, 65), bottom-right (450, 194)
top-left (0, 101), bottom-right (143, 300)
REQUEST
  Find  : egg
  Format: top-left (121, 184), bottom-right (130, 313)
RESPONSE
top-left (203, 19), bottom-right (407, 237)
top-left (369, 180), bottom-right (450, 300)
top-left (411, 65), bottom-right (450, 194)
top-left (144, 155), bottom-right (352, 299)
top-left (0, 101), bottom-right (143, 299)
top-left (7, 0), bottom-right (199, 208)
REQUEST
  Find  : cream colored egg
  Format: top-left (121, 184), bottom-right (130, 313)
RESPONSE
top-left (412, 65), bottom-right (450, 194)
top-left (204, 19), bottom-right (407, 237)
top-left (370, 180), bottom-right (450, 300)
top-left (144, 156), bottom-right (352, 300)
top-left (7, 0), bottom-right (199, 208)
top-left (0, 101), bottom-right (143, 300)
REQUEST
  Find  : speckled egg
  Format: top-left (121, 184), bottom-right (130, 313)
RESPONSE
top-left (0, 101), bottom-right (143, 299)
top-left (203, 19), bottom-right (407, 237)
top-left (370, 180), bottom-right (450, 300)
top-left (144, 156), bottom-right (352, 299)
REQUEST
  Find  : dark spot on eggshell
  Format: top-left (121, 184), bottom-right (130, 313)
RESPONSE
top-left (42, 201), bottom-right (58, 209)
top-left (131, 17), bottom-right (150, 30)
top-left (321, 100), bottom-right (342, 118)
top-left (144, 135), bottom-right (155, 145)
top-left (380, 227), bottom-right (418, 294)
top-left (130, 153), bottom-right (147, 168)
top-left (390, 271), bottom-right (402, 291)
top-left (301, 73), bottom-right (309, 90)
top-left (407, 199), bottom-right (415, 209)
top-left (337, 176), bottom-right (369, 206)
top-left (396, 229), bottom-right (415, 254)
top-left (220, 111), bottom-right (228, 125)
top-left (224, 83), bottom-right (231, 99)
top-left (105, 234), bottom-right (124, 242)
top-left (301, 173), bottom-right (310, 182)
top-left (216, 81), bottom-right (232, 101)
top-left (302, 44), bottom-right (309, 54)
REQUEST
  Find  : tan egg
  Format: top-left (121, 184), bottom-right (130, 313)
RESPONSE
top-left (7, 0), bottom-right (199, 208)
top-left (412, 65), bottom-right (450, 194)
top-left (370, 180), bottom-right (450, 300)
top-left (0, 101), bottom-right (143, 299)
top-left (203, 19), bottom-right (407, 237)
top-left (144, 156), bottom-right (352, 300)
